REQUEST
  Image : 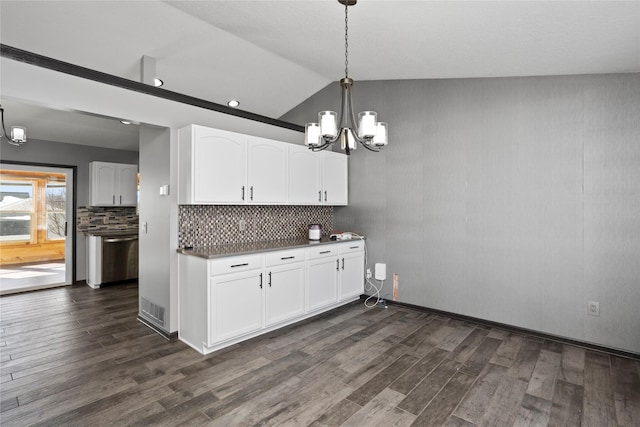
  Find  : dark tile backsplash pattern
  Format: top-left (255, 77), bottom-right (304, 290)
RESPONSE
top-left (179, 205), bottom-right (333, 248)
top-left (77, 206), bottom-right (139, 234)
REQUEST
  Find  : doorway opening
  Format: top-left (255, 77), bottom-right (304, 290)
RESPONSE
top-left (0, 164), bottom-right (74, 294)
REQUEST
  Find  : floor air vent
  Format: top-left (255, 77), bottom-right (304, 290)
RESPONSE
top-left (141, 297), bottom-right (165, 327)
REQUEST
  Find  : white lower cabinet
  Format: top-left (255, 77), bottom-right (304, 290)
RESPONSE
top-left (209, 269), bottom-right (263, 344)
top-left (265, 264), bottom-right (305, 326)
top-left (179, 241), bottom-right (365, 354)
top-left (339, 241), bottom-right (366, 301)
top-left (306, 245), bottom-right (340, 312)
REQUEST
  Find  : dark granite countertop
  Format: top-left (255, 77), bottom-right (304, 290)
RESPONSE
top-left (177, 237), bottom-right (361, 260)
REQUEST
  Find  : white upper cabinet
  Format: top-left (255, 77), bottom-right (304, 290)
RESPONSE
top-left (321, 151), bottom-right (348, 205)
top-left (89, 161), bottom-right (137, 206)
top-left (180, 125), bottom-right (246, 204)
top-left (179, 124), bottom-right (347, 206)
top-left (247, 136), bottom-right (288, 204)
top-left (288, 144), bottom-right (322, 205)
top-left (289, 145), bottom-right (348, 206)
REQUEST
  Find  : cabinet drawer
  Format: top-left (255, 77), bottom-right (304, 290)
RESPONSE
top-left (306, 245), bottom-right (339, 260)
top-left (265, 249), bottom-right (306, 266)
top-left (209, 254), bottom-right (263, 276)
top-left (339, 240), bottom-right (364, 254)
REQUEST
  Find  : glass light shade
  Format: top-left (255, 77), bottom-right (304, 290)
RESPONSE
top-left (10, 126), bottom-right (26, 143)
top-left (318, 111), bottom-right (338, 137)
top-left (372, 122), bottom-right (388, 146)
top-left (357, 111), bottom-right (377, 138)
top-left (304, 123), bottom-right (321, 146)
top-left (340, 128), bottom-right (356, 151)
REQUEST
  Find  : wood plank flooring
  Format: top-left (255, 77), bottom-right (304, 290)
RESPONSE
top-left (1, 282), bottom-right (638, 426)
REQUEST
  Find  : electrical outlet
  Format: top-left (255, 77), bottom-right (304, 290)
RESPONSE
top-left (366, 268), bottom-right (372, 279)
top-left (239, 220), bottom-right (246, 231)
top-left (588, 301), bottom-right (600, 316)
top-left (103, 216), bottom-right (109, 224)
top-left (80, 217), bottom-right (90, 225)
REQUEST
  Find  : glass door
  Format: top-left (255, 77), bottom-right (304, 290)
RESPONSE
top-left (0, 164), bottom-right (73, 294)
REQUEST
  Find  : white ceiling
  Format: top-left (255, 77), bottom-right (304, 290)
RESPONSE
top-left (1, 0), bottom-right (638, 150)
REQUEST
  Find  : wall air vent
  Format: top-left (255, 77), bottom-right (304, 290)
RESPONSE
top-left (141, 297), bottom-right (165, 327)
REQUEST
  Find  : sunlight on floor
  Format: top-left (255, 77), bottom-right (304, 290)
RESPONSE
top-left (0, 261), bottom-right (66, 295)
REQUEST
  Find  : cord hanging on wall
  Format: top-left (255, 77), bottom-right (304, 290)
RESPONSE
top-left (0, 104), bottom-right (27, 146)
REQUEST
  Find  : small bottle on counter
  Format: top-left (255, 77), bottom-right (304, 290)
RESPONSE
top-left (308, 224), bottom-right (322, 240)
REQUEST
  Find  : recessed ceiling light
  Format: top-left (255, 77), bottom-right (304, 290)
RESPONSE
top-left (120, 120), bottom-right (132, 125)
top-left (227, 100), bottom-right (240, 108)
top-left (153, 78), bottom-right (163, 87)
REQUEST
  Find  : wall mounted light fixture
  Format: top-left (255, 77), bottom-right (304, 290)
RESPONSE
top-left (0, 104), bottom-right (27, 146)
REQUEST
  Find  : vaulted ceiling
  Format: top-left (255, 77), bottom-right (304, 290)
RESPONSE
top-left (1, 1), bottom-right (638, 150)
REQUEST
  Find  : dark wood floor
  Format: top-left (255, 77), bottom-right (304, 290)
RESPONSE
top-left (0, 282), bottom-right (638, 426)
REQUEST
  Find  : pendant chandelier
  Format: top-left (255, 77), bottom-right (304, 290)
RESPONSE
top-left (304, 0), bottom-right (388, 155)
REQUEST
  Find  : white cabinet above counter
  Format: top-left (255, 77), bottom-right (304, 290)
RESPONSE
top-left (178, 124), bottom-right (347, 206)
top-left (178, 238), bottom-right (364, 355)
top-left (89, 161), bottom-right (138, 206)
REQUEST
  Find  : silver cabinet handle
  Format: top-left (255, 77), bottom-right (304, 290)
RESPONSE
top-left (241, 186), bottom-right (245, 201)
top-left (268, 271), bottom-right (272, 287)
top-left (104, 236), bottom-right (138, 243)
top-left (319, 250), bottom-right (331, 254)
top-left (324, 191), bottom-right (327, 202)
top-left (112, 195), bottom-right (115, 204)
top-left (250, 186), bottom-right (254, 201)
top-left (281, 256), bottom-right (295, 260)
top-left (336, 259), bottom-right (340, 271)
top-left (318, 191), bottom-right (322, 202)
top-left (342, 258), bottom-right (345, 270)
top-left (120, 195), bottom-right (122, 204)
top-left (259, 273), bottom-right (263, 289)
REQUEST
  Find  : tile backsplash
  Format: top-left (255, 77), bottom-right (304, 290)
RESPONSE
top-left (179, 205), bottom-right (333, 248)
top-left (77, 206), bottom-right (139, 234)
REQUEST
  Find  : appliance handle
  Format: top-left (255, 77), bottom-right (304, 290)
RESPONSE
top-left (103, 236), bottom-right (138, 243)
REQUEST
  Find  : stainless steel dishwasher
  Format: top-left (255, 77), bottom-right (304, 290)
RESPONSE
top-left (101, 234), bottom-right (139, 283)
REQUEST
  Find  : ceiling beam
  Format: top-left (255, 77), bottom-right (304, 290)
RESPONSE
top-left (0, 44), bottom-right (304, 133)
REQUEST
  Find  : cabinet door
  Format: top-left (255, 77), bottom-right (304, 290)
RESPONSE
top-left (288, 144), bottom-right (322, 205)
top-left (340, 252), bottom-right (365, 301)
top-left (194, 127), bottom-right (246, 203)
top-left (117, 164), bottom-right (138, 206)
top-left (209, 270), bottom-right (263, 344)
top-left (90, 162), bottom-right (116, 205)
top-left (306, 257), bottom-right (339, 312)
top-left (321, 151), bottom-right (348, 205)
top-left (265, 262), bottom-right (305, 326)
top-left (247, 136), bottom-right (287, 204)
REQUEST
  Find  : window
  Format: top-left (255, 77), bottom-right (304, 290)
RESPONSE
top-left (0, 180), bottom-right (35, 243)
top-left (46, 180), bottom-right (66, 240)
top-left (0, 171), bottom-right (67, 246)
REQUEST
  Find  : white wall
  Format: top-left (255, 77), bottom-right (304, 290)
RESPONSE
top-left (281, 73), bottom-right (640, 354)
top-left (2, 57), bottom-right (302, 333)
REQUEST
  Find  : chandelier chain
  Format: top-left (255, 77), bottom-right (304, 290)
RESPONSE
top-left (344, 1), bottom-right (349, 78)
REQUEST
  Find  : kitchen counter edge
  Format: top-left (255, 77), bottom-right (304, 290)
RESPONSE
top-left (176, 237), bottom-right (362, 260)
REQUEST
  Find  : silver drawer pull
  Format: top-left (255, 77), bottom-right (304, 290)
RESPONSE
top-left (319, 250), bottom-right (331, 254)
top-left (231, 263), bottom-right (249, 268)
top-left (104, 236), bottom-right (138, 243)
top-left (281, 256), bottom-right (295, 260)
top-left (349, 246), bottom-right (360, 249)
